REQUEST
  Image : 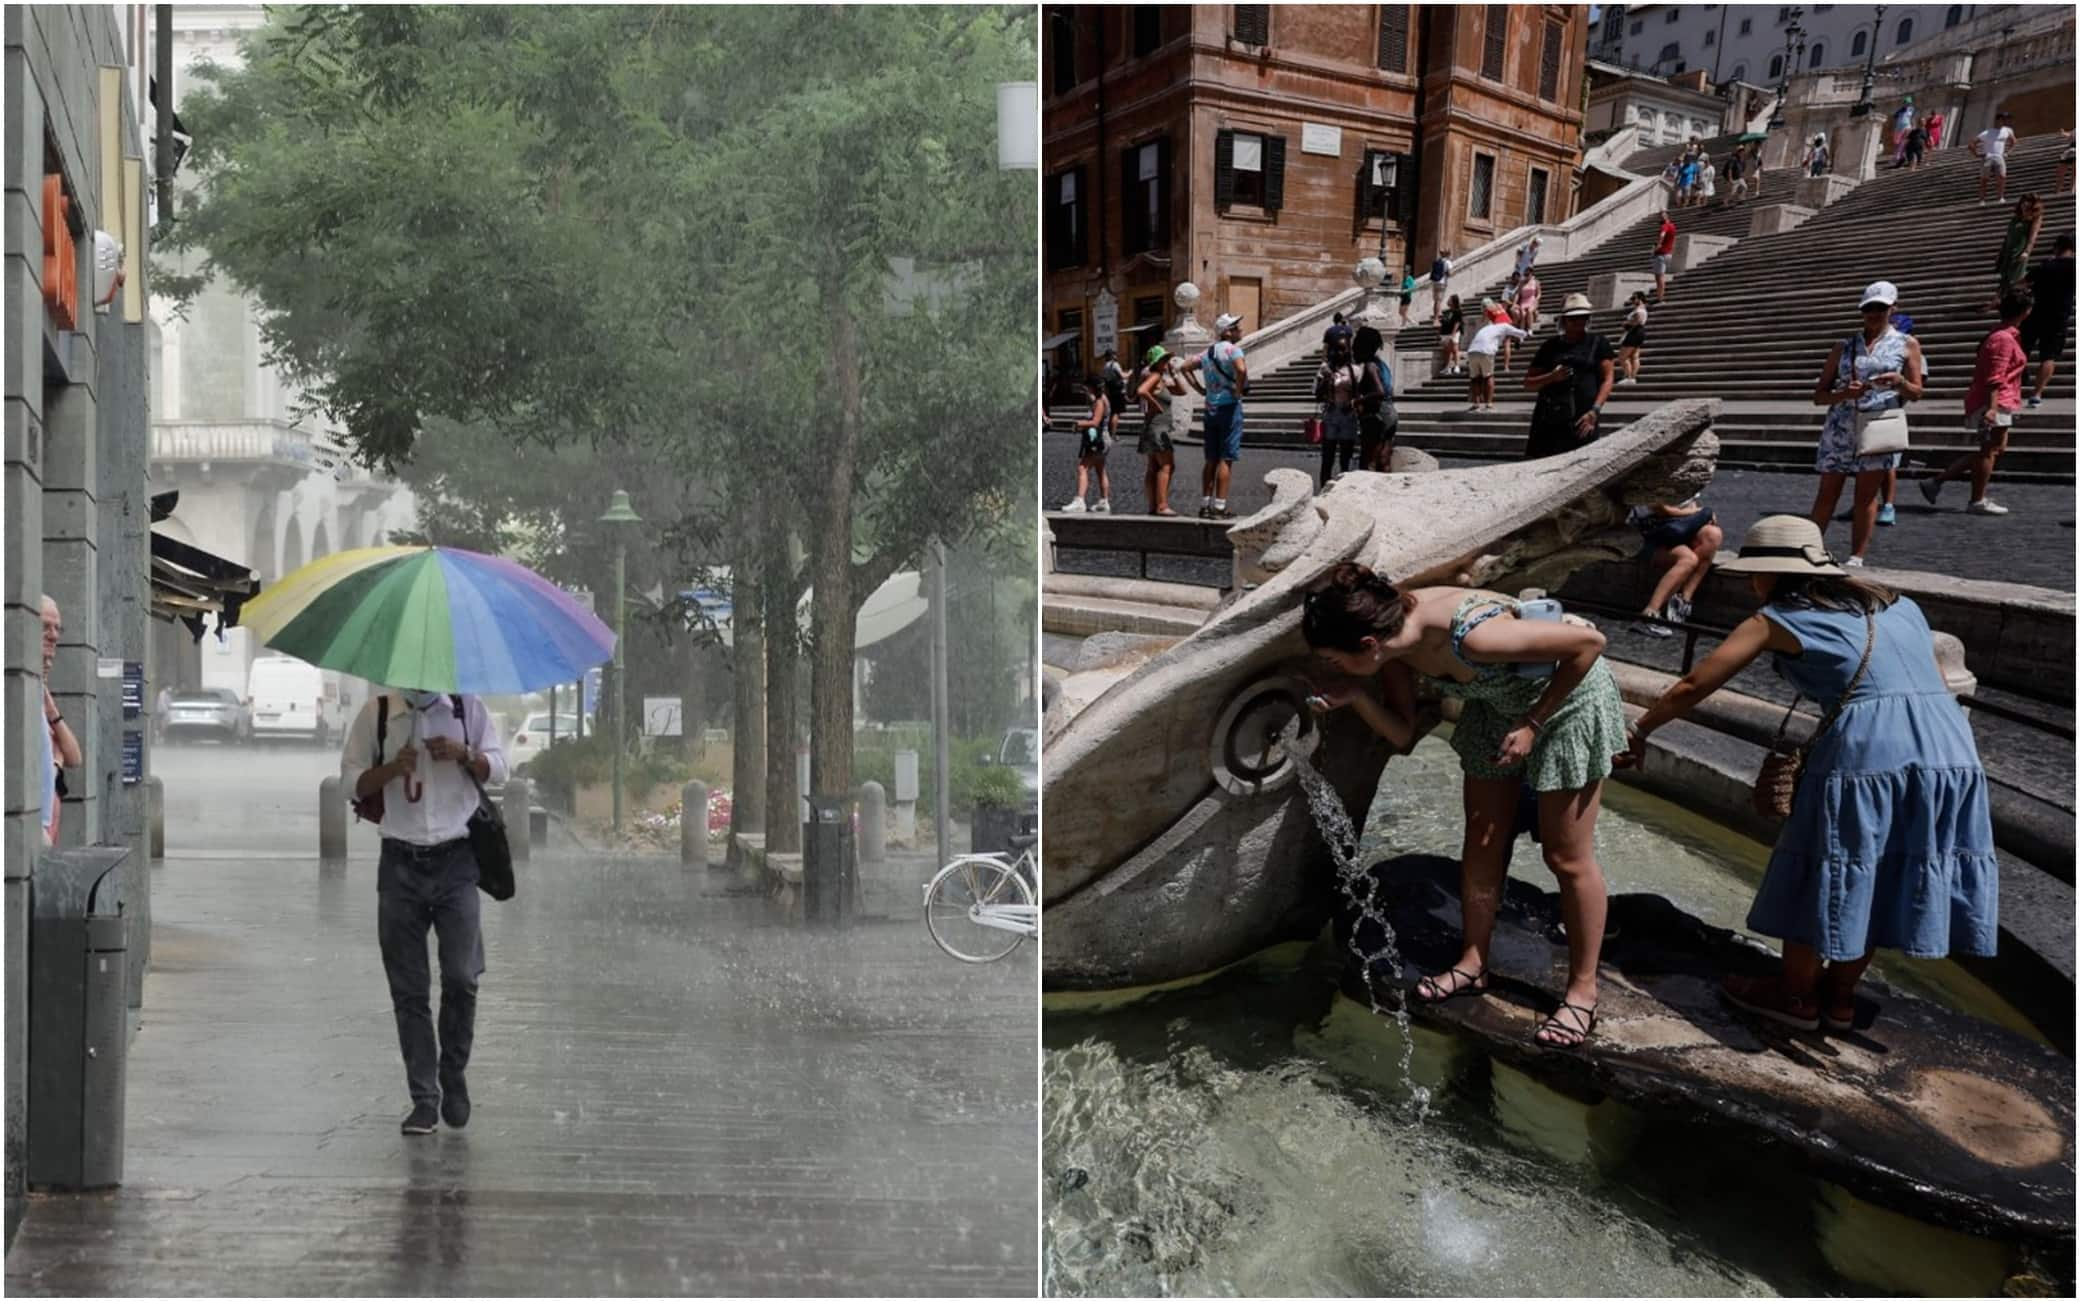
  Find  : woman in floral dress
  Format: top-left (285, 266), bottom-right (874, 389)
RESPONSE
top-left (1807, 281), bottom-right (1924, 568)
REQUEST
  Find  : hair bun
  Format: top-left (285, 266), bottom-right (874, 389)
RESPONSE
top-left (1324, 562), bottom-right (1398, 601)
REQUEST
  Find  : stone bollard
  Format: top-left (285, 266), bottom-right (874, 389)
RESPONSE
top-left (859, 780), bottom-right (886, 865)
top-left (681, 780), bottom-right (709, 869)
top-left (146, 775), bottom-right (164, 860)
top-left (1931, 632), bottom-right (1977, 700)
top-left (318, 775), bottom-right (348, 861)
top-left (502, 776), bottom-right (532, 862)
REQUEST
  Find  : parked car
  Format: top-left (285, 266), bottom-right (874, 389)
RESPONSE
top-left (163, 688), bottom-right (249, 744)
top-left (247, 655), bottom-right (348, 746)
top-left (509, 713), bottom-right (582, 775)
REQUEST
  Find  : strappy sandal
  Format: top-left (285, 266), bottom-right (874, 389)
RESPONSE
top-left (1720, 974), bottom-right (1820, 1032)
top-left (1412, 965), bottom-right (1488, 1004)
top-left (1535, 1000), bottom-right (1598, 1049)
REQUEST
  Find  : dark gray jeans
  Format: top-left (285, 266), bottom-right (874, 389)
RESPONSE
top-left (377, 838), bottom-right (484, 1107)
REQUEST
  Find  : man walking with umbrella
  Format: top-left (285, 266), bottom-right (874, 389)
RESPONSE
top-left (342, 687), bottom-right (508, 1134)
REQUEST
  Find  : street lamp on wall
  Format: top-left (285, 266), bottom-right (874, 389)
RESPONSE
top-left (1851, 6), bottom-right (1887, 118)
top-left (598, 488), bottom-right (643, 839)
top-left (1371, 151), bottom-right (1399, 263)
top-left (1769, 9), bottom-right (1808, 130)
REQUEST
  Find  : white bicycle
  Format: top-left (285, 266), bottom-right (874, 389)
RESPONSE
top-left (923, 833), bottom-right (1038, 962)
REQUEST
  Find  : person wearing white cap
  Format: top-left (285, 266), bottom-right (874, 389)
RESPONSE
top-left (1180, 312), bottom-right (1248, 519)
top-left (1617, 515), bottom-right (1996, 1033)
top-left (1521, 293), bottom-right (1615, 460)
top-left (1806, 280), bottom-right (1923, 568)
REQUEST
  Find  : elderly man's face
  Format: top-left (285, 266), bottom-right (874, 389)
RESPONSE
top-left (40, 599), bottom-right (61, 674)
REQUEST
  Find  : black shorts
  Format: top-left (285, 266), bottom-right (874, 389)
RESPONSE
top-left (1620, 326), bottom-right (1646, 349)
top-left (2022, 317), bottom-right (2069, 364)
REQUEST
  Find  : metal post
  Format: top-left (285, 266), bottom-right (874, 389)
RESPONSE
top-left (154, 5), bottom-right (173, 228)
top-left (1851, 6), bottom-right (1886, 118)
top-left (929, 537), bottom-right (950, 868)
top-left (612, 537), bottom-right (626, 839)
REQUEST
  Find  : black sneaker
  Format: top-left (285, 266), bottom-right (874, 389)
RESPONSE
top-left (1196, 503), bottom-right (1213, 519)
top-left (440, 1076), bottom-right (471, 1130)
top-left (401, 1102), bottom-right (439, 1135)
top-left (1665, 594), bottom-right (1693, 625)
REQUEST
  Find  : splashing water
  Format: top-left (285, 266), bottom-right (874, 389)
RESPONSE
top-left (1284, 719), bottom-right (1433, 1121)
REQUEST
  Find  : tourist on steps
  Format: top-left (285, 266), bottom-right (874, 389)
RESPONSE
top-left (1353, 325), bottom-right (1397, 472)
top-left (1180, 312), bottom-right (1247, 520)
top-left (1312, 349), bottom-right (1362, 488)
top-left (1060, 383), bottom-right (1113, 514)
top-left (1992, 193), bottom-right (2044, 312)
top-left (1926, 110), bottom-right (1946, 152)
top-left (1323, 311), bottom-right (1353, 361)
top-left (1725, 146), bottom-right (1749, 203)
top-left (1628, 499), bottom-right (1721, 637)
top-left (1972, 112), bottom-right (2017, 204)
top-left (1890, 96), bottom-right (1915, 167)
top-left (1134, 345), bottom-right (1183, 517)
top-left (1922, 286), bottom-right (2033, 516)
top-left (1522, 293), bottom-right (1616, 461)
top-left (1803, 134), bottom-right (1830, 178)
top-left (1616, 291), bottom-right (1649, 385)
top-left (1303, 564), bottom-right (1628, 1049)
top-left (1651, 209), bottom-right (1676, 303)
top-left (2024, 233), bottom-right (2074, 408)
top-left (1399, 267), bottom-right (1418, 327)
top-left (1512, 268), bottom-right (1543, 335)
top-left (1464, 315), bottom-right (1526, 413)
top-left (1429, 248), bottom-right (1453, 324)
top-left (1617, 515), bottom-right (1997, 1034)
top-left (1435, 294), bottom-right (1465, 376)
top-left (1807, 281), bottom-right (1923, 568)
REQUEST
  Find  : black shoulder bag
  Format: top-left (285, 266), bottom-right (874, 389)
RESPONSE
top-left (453, 695), bottom-right (516, 901)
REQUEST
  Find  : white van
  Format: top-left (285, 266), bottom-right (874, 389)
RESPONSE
top-left (247, 655), bottom-right (349, 745)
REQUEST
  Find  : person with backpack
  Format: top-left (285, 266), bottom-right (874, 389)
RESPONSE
top-left (1312, 348), bottom-right (1362, 487)
top-left (1428, 249), bottom-right (1453, 324)
top-left (1352, 325), bottom-right (1398, 472)
top-left (342, 688), bottom-right (509, 1135)
top-left (1180, 312), bottom-right (1248, 519)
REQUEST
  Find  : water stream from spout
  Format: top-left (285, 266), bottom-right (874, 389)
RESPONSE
top-left (1284, 719), bottom-right (1432, 1122)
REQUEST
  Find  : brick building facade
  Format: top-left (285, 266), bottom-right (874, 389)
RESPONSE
top-left (1042, 4), bottom-right (1588, 379)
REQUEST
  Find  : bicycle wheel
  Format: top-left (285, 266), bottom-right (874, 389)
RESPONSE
top-left (925, 856), bottom-right (1033, 962)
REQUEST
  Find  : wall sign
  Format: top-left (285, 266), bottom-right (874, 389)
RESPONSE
top-left (121, 732), bottom-right (143, 785)
top-left (122, 663), bottom-right (144, 718)
top-left (1301, 123), bottom-right (1343, 157)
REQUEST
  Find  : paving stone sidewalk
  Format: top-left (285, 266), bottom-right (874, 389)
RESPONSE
top-left (5, 849), bottom-right (1036, 1296)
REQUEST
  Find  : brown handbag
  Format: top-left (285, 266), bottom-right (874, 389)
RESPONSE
top-left (1753, 610), bottom-right (1876, 821)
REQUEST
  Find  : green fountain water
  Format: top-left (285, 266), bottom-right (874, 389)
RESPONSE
top-left (1042, 733), bottom-right (2046, 1297)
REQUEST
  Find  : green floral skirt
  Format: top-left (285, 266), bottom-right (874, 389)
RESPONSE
top-left (1445, 659), bottom-right (1628, 791)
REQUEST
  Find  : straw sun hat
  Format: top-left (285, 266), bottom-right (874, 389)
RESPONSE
top-left (1718, 514), bottom-right (1845, 576)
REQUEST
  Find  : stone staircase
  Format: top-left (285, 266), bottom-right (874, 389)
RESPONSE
top-left (1053, 134), bottom-right (2075, 481)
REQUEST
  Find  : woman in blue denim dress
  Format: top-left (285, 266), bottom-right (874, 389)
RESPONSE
top-left (1807, 281), bottom-right (1925, 568)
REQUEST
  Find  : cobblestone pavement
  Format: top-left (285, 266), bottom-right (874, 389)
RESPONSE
top-left (7, 747), bottom-right (1036, 1297)
top-left (1044, 430), bottom-right (2078, 590)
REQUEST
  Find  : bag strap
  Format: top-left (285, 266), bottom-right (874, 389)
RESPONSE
top-left (374, 696), bottom-right (388, 765)
top-left (1780, 609), bottom-right (1878, 755)
top-left (449, 695), bottom-right (502, 820)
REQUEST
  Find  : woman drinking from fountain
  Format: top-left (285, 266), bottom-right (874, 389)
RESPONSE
top-left (1302, 563), bottom-right (1629, 1048)
top-left (1616, 515), bottom-right (1997, 1032)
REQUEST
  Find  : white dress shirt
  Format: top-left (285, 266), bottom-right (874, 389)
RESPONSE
top-left (340, 693), bottom-right (509, 846)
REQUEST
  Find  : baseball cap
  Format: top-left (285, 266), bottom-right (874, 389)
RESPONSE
top-left (1144, 345), bottom-right (1169, 366)
top-left (1559, 293), bottom-right (1593, 318)
top-left (1859, 280), bottom-right (1898, 309)
top-left (1213, 312), bottom-right (1243, 332)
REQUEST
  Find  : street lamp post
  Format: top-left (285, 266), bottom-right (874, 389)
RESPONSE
top-left (1769, 10), bottom-right (1807, 131)
top-left (1851, 6), bottom-right (1887, 118)
top-left (1371, 151), bottom-right (1398, 264)
top-left (598, 489), bottom-right (643, 839)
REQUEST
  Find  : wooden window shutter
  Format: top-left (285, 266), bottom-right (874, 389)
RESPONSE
top-left (1215, 130), bottom-right (1237, 207)
top-left (1395, 150), bottom-right (1419, 225)
top-left (1539, 21), bottom-right (1563, 100)
top-left (1154, 136), bottom-right (1173, 246)
top-left (1357, 150), bottom-right (1378, 220)
top-left (1071, 164), bottom-right (1087, 266)
top-left (1482, 5), bottom-right (1508, 81)
top-left (1045, 173), bottom-right (1064, 268)
top-left (1377, 5), bottom-right (1409, 73)
top-left (1121, 145), bottom-right (1143, 253)
top-left (1233, 5), bottom-right (1270, 47)
top-left (1261, 134), bottom-right (1287, 212)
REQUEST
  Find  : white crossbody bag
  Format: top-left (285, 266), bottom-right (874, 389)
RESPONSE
top-left (1847, 334), bottom-right (1910, 456)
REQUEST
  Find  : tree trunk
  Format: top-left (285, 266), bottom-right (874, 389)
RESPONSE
top-left (680, 627), bottom-right (704, 763)
top-left (808, 298), bottom-right (863, 801)
top-left (763, 530), bottom-right (801, 854)
top-left (730, 539), bottom-right (766, 843)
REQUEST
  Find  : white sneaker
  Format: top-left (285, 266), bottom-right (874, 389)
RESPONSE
top-left (1844, 555), bottom-right (1865, 568)
top-left (1093, 499), bottom-right (1111, 514)
top-left (1636, 618), bottom-right (1674, 639)
top-left (1060, 498), bottom-right (1087, 513)
top-left (1966, 499), bottom-right (2010, 515)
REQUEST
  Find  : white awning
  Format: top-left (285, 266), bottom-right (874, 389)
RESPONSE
top-left (1041, 331), bottom-right (1081, 350)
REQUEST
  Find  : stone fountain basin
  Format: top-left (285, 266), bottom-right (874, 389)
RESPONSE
top-left (1337, 854), bottom-right (2076, 1251)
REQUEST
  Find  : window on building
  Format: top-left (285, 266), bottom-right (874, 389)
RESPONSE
top-left (1469, 151), bottom-right (1496, 222)
top-left (1121, 137), bottom-right (1171, 254)
top-left (1704, 29), bottom-right (1715, 46)
top-left (1739, 17), bottom-right (1753, 35)
top-left (1666, 9), bottom-right (1679, 21)
top-left (1629, 20), bottom-right (1643, 36)
top-left (1134, 6), bottom-right (1163, 56)
top-left (1814, 3), bottom-right (1833, 11)
top-left (1215, 130), bottom-right (1285, 211)
top-left (1526, 166), bottom-right (1550, 225)
top-left (1482, 6), bottom-right (1508, 80)
top-left (1776, 6), bottom-right (1793, 22)
top-left (1808, 41), bottom-right (1825, 67)
top-left (1056, 307), bottom-right (1083, 359)
top-left (1895, 17), bottom-right (1914, 44)
top-left (1658, 41), bottom-right (1680, 64)
top-left (1730, 63), bottom-right (1746, 81)
top-left (1049, 10), bottom-right (1077, 94)
top-left (1768, 53), bottom-right (1783, 78)
top-left (1134, 295), bottom-right (1165, 330)
top-left (1851, 29), bottom-right (1866, 55)
top-left (1946, 5), bottom-right (1965, 28)
top-left (1377, 5), bottom-right (1410, 74)
top-left (1539, 21), bottom-right (1563, 99)
top-left (1045, 167), bottom-right (1086, 270)
top-left (1231, 4), bottom-right (1270, 46)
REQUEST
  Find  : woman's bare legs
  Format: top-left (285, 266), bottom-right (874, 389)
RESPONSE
top-left (1646, 544), bottom-right (1699, 615)
top-left (1808, 470), bottom-right (1849, 539)
top-left (1415, 776), bottom-right (1518, 998)
top-left (1537, 782), bottom-right (1609, 1042)
top-left (1849, 468), bottom-right (1885, 559)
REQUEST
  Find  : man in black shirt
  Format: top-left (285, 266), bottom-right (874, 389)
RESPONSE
top-left (1522, 293), bottom-right (1616, 460)
top-left (2026, 233), bottom-right (2075, 408)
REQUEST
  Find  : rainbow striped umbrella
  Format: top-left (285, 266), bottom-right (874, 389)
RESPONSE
top-left (239, 545), bottom-right (615, 694)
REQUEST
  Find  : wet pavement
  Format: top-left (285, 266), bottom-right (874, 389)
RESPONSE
top-left (7, 745), bottom-right (1037, 1296)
